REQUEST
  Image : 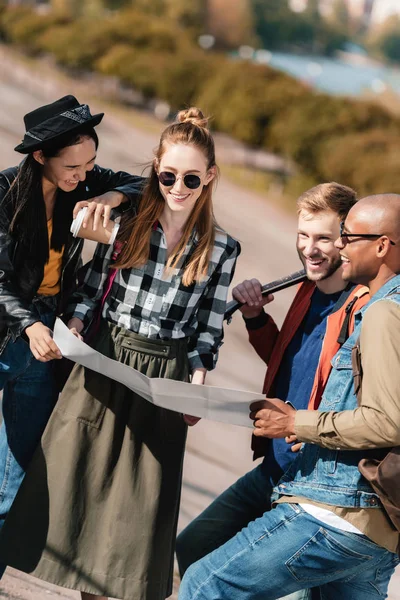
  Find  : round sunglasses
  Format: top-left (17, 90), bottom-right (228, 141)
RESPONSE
top-left (158, 171), bottom-right (202, 190)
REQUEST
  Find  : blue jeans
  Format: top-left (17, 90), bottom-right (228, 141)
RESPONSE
top-left (177, 466), bottom-right (312, 600)
top-left (0, 299), bottom-right (59, 576)
top-left (178, 502), bottom-right (399, 600)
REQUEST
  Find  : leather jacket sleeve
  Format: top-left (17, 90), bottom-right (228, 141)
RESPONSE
top-left (88, 165), bottom-right (145, 207)
top-left (0, 181), bottom-right (40, 338)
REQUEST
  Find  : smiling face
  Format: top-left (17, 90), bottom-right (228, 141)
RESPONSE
top-left (335, 194), bottom-right (400, 294)
top-left (157, 143), bottom-right (215, 217)
top-left (297, 209), bottom-right (343, 283)
top-left (335, 210), bottom-right (383, 286)
top-left (35, 136), bottom-right (97, 193)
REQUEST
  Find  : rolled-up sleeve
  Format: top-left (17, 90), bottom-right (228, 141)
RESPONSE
top-left (295, 299), bottom-right (400, 450)
top-left (188, 240), bottom-right (240, 371)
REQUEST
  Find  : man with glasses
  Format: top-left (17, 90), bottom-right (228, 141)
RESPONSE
top-left (339, 220), bottom-right (396, 245)
top-left (177, 182), bottom-right (369, 600)
top-left (179, 193), bottom-right (400, 599)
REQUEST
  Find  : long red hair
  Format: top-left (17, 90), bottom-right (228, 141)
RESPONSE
top-left (114, 107), bottom-right (219, 286)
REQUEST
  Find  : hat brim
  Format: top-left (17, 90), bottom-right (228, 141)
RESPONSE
top-left (14, 112), bottom-right (104, 154)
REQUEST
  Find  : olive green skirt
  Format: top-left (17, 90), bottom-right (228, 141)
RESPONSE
top-left (0, 321), bottom-right (189, 599)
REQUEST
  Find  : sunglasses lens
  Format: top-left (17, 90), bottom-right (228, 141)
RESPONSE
top-left (158, 172), bottom-right (176, 187)
top-left (184, 174), bottom-right (201, 189)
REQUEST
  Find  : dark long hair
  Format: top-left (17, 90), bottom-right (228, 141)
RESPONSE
top-left (6, 127), bottom-right (99, 268)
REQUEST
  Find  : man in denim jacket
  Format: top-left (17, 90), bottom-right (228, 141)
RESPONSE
top-left (179, 194), bottom-right (400, 599)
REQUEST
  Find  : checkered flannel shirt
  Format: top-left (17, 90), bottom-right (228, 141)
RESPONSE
top-left (70, 223), bottom-right (240, 371)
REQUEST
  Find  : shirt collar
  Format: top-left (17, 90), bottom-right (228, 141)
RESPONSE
top-left (152, 220), bottom-right (199, 243)
top-left (355, 274), bottom-right (400, 326)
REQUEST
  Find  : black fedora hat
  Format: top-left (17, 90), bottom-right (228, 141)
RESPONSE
top-left (14, 95), bottom-right (104, 154)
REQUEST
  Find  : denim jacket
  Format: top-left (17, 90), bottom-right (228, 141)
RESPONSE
top-left (273, 275), bottom-right (400, 509)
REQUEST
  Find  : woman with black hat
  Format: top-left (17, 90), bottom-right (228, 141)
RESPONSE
top-left (0, 107), bottom-right (240, 600)
top-left (0, 94), bottom-right (143, 566)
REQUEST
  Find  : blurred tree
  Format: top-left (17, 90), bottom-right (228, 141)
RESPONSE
top-left (251, 0), bottom-right (348, 55)
top-left (130, 0), bottom-right (165, 16)
top-left (380, 30), bottom-right (400, 63)
top-left (268, 94), bottom-right (394, 180)
top-left (329, 0), bottom-right (352, 35)
top-left (207, 0), bottom-right (254, 49)
top-left (196, 60), bottom-right (307, 146)
top-left (2, 3), bottom-right (400, 199)
top-left (318, 129), bottom-right (400, 195)
top-left (251, 0), bottom-right (291, 50)
top-left (367, 16), bottom-right (400, 64)
top-left (102, 0), bottom-right (130, 9)
top-left (165, 0), bottom-right (206, 32)
top-left (80, 0), bottom-right (107, 17)
top-left (1, 7), bottom-right (67, 50)
top-left (50, 0), bottom-right (80, 17)
top-left (304, 0), bottom-right (320, 23)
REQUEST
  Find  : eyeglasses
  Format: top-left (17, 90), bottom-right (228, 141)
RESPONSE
top-left (158, 171), bottom-right (202, 190)
top-left (339, 222), bottom-right (396, 246)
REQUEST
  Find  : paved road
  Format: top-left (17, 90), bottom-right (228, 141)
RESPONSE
top-left (0, 50), bottom-right (399, 599)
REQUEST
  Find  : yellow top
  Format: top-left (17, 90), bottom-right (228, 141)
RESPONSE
top-left (37, 219), bottom-right (64, 296)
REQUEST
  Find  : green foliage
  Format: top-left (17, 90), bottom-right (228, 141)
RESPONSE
top-left (38, 19), bottom-right (119, 69)
top-left (380, 31), bottom-right (400, 63)
top-left (317, 129), bottom-right (400, 195)
top-left (366, 16), bottom-right (400, 65)
top-left (207, 0), bottom-right (255, 49)
top-left (0, 7), bottom-right (66, 50)
top-left (1, 4), bottom-right (400, 197)
top-left (165, 0), bottom-right (207, 33)
top-left (36, 9), bottom-right (181, 70)
top-left (95, 43), bottom-right (138, 83)
top-left (268, 94), bottom-right (397, 181)
top-left (197, 61), bottom-right (307, 146)
top-left (251, 0), bottom-right (349, 55)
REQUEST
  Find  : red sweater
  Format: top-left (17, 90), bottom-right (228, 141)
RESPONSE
top-left (247, 281), bottom-right (369, 459)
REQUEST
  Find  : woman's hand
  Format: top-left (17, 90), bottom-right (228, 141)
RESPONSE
top-left (184, 368), bottom-right (207, 426)
top-left (25, 321), bottom-right (62, 362)
top-left (73, 191), bottom-right (126, 230)
top-left (67, 317), bottom-right (84, 341)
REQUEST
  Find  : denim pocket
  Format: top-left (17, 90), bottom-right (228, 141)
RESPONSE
top-left (286, 527), bottom-right (373, 583)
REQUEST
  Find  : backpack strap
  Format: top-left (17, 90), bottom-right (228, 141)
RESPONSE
top-left (337, 296), bottom-right (358, 345)
top-left (351, 335), bottom-right (362, 405)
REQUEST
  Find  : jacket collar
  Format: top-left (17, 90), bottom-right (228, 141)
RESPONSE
top-left (360, 274), bottom-right (400, 316)
top-left (353, 274), bottom-right (400, 330)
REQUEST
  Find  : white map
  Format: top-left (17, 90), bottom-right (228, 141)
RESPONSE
top-left (53, 318), bottom-right (263, 428)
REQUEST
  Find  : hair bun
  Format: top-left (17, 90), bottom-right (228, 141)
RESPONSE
top-left (177, 107), bottom-right (209, 129)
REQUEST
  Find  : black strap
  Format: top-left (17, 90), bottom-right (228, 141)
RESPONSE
top-left (337, 296), bottom-right (358, 345)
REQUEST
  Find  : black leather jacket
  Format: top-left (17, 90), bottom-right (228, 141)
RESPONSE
top-left (0, 164), bottom-right (144, 352)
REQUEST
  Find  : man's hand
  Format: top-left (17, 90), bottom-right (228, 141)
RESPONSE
top-left (67, 317), bottom-right (84, 341)
top-left (250, 399), bottom-right (296, 438)
top-left (285, 434), bottom-right (302, 453)
top-left (73, 191), bottom-right (126, 230)
top-left (25, 321), bottom-right (62, 362)
top-left (232, 279), bottom-right (274, 319)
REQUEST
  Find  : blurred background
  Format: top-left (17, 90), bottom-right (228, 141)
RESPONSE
top-left (0, 1), bottom-right (400, 598)
top-left (1, 0), bottom-right (400, 202)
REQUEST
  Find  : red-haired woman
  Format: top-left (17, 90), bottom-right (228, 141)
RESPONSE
top-left (0, 108), bottom-right (240, 600)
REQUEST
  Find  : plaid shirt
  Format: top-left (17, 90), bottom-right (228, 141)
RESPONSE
top-left (70, 223), bottom-right (240, 370)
